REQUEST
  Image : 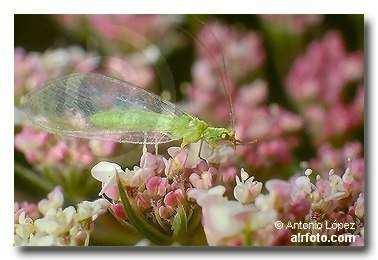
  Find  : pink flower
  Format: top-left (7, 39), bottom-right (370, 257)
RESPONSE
top-left (105, 56), bottom-right (154, 88)
top-left (15, 46), bottom-right (99, 102)
top-left (354, 193), bottom-right (364, 219)
top-left (91, 161), bottom-right (127, 200)
top-left (110, 203), bottom-right (126, 220)
top-left (15, 127), bottom-right (49, 163)
top-left (286, 31), bottom-right (364, 143)
top-left (146, 176), bottom-right (168, 196)
top-left (158, 205), bottom-right (174, 219)
top-left (57, 15), bottom-right (181, 50)
top-left (46, 141), bottom-right (68, 163)
top-left (14, 202), bottom-right (39, 222)
top-left (89, 140), bottom-right (117, 157)
top-left (164, 189), bottom-right (184, 207)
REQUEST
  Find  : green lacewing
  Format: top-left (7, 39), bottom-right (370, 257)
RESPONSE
top-left (25, 73), bottom-right (239, 148)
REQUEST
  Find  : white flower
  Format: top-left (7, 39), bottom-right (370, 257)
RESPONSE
top-left (14, 186), bottom-right (109, 246)
top-left (327, 171), bottom-right (348, 200)
top-left (188, 186), bottom-right (252, 246)
top-left (355, 193), bottom-right (364, 219)
top-left (249, 208), bottom-right (277, 231)
top-left (76, 199), bottom-right (110, 222)
top-left (29, 234), bottom-right (57, 246)
top-left (295, 176), bottom-right (312, 194)
top-left (189, 141), bottom-right (235, 164)
top-left (126, 167), bottom-right (151, 187)
top-left (188, 185), bottom-right (227, 204)
top-left (342, 167), bottom-right (354, 184)
top-left (38, 186), bottom-right (64, 215)
top-left (14, 212), bottom-right (34, 244)
top-left (91, 161), bottom-right (132, 199)
top-left (233, 169), bottom-right (262, 204)
top-left (34, 206), bottom-right (76, 237)
top-left (189, 172), bottom-right (212, 190)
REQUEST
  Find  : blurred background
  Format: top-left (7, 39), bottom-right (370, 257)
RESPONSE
top-left (14, 14), bottom-right (364, 245)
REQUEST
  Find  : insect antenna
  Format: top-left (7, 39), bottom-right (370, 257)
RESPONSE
top-left (235, 138), bottom-right (259, 146)
top-left (178, 19), bottom-right (236, 129)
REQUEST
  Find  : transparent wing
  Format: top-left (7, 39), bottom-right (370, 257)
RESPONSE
top-left (24, 73), bottom-right (189, 144)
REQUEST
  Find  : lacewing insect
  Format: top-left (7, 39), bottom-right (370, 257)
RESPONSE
top-left (24, 73), bottom-right (241, 149)
top-left (24, 23), bottom-right (256, 151)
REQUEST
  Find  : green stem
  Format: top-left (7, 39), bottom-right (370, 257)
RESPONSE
top-left (15, 163), bottom-right (54, 193)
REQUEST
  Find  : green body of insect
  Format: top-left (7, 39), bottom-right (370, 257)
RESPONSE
top-left (90, 109), bottom-right (236, 148)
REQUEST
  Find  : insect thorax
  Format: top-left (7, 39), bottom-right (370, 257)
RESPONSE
top-left (202, 127), bottom-right (235, 147)
top-left (169, 115), bottom-right (208, 147)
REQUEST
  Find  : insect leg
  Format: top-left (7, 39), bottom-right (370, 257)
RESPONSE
top-left (198, 140), bottom-right (205, 161)
top-left (154, 144), bottom-right (159, 155)
top-left (154, 133), bottom-right (166, 155)
top-left (182, 148), bottom-right (189, 170)
top-left (142, 132), bottom-right (147, 154)
top-left (143, 143), bottom-right (147, 154)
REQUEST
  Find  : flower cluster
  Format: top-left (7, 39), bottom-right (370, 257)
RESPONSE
top-left (89, 143), bottom-right (364, 246)
top-left (260, 15), bottom-right (323, 34)
top-left (15, 126), bottom-right (117, 169)
top-left (14, 46), bottom-right (99, 104)
top-left (286, 31), bottom-right (364, 144)
top-left (90, 143), bottom-right (236, 237)
top-left (14, 46), bottom-right (156, 106)
top-left (233, 80), bottom-right (303, 168)
top-left (190, 78), bottom-right (303, 169)
top-left (188, 22), bottom-right (265, 119)
top-left (14, 15), bottom-right (364, 247)
top-left (57, 15), bottom-right (182, 51)
top-left (189, 161), bottom-right (364, 246)
top-left (14, 45), bottom-right (158, 180)
top-left (194, 21), bottom-right (265, 82)
top-left (187, 23), bottom-right (302, 170)
top-left (14, 187), bottom-right (110, 246)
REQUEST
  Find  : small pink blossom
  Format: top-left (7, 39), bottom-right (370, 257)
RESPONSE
top-left (164, 189), bottom-right (184, 207)
top-left (14, 202), bottom-right (39, 222)
top-left (146, 176), bottom-right (168, 196)
top-left (110, 203), bottom-right (126, 220)
top-left (189, 172), bottom-right (213, 190)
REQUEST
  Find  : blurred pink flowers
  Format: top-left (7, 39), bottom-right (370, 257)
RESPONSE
top-left (190, 77), bottom-right (303, 169)
top-left (195, 22), bottom-right (265, 81)
top-left (260, 15), bottom-right (323, 34)
top-left (188, 22), bottom-right (265, 119)
top-left (286, 31), bottom-right (364, 144)
top-left (187, 23), bottom-right (303, 170)
top-left (15, 126), bottom-right (117, 169)
top-left (14, 15), bottom-right (365, 247)
top-left (57, 15), bottom-right (182, 51)
top-left (104, 55), bottom-right (155, 88)
top-left (14, 47), bottom-right (99, 102)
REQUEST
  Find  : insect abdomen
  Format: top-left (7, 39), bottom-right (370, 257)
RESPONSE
top-left (89, 110), bottom-right (173, 132)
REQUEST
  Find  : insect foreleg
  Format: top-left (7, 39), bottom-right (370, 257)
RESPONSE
top-left (198, 140), bottom-right (205, 161)
top-left (142, 133), bottom-right (147, 154)
top-left (154, 143), bottom-right (159, 155)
